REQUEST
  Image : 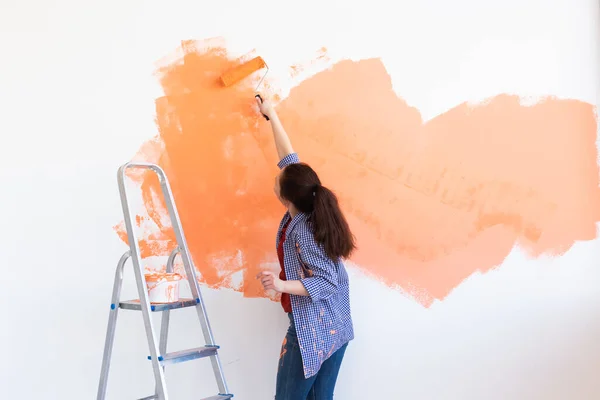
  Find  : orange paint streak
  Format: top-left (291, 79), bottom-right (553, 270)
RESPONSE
top-left (118, 40), bottom-right (281, 296)
top-left (165, 284), bottom-right (176, 302)
top-left (280, 337), bottom-right (287, 361)
top-left (145, 272), bottom-right (182, 282)
top-left (115, 39), bottom-right (600, 306)
top-left (289, 47), bottom-right (330, 79)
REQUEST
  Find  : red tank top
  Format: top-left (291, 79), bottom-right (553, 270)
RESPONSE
top-left (277, 220), bottom-right (292, 313)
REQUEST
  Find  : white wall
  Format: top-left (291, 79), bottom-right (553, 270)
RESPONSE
top-left (1, 0), bottom-right (599, 399)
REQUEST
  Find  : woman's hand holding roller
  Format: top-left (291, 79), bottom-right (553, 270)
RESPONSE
top-left (255, 94), bottom-right (277, 120)
top-left (255, 94), bottom-right (294, 159)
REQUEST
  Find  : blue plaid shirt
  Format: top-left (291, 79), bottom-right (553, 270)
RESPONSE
top-left (276, 153), bottom-right (354, 379)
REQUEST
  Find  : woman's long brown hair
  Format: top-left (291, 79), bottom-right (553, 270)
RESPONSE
top-left (279, 163), bottom-right (356, 260)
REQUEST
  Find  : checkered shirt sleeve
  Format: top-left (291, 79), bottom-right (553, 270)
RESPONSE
top-left (296, 233), bottom-right (339, 301)
top-left (277, 153), bottom-right (300, 169)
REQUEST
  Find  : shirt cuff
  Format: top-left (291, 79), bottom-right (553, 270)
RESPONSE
top-left (300, 277), bottom-right (321, 302)
top-left (277, 153), bottom-right (300, 170)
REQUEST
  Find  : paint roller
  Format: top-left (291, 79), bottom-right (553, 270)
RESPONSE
top-left (219, 56), bottom-right (270, 120)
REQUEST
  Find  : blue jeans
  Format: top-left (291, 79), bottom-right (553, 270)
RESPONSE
top-left (275, 313), bottom-right (348, 400)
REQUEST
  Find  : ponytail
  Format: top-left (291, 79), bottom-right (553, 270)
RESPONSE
top-left (279, 162), bottom-right (356, 260)
top-left (311, 185), bottom-right (356, 260)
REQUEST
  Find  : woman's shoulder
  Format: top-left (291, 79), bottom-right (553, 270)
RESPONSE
top-left (292, 216), bottom-right (327, 254)
top-left (292, 214), bottom-right (314, 239)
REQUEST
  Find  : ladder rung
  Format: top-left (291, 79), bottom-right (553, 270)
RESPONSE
top-left (139, 393), bottom-right (233, 400)
top-left (138, 392), bottom-right (233, 400)
top-left (148, 346), bottom-right (219, 365)
top-left (119, 298), bottom-right (199, 312)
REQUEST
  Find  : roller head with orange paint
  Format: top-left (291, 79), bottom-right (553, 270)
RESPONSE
top-left (219, 56), bottom-right (268, 87)
top-left (219, 55), bottom-right (270, 120)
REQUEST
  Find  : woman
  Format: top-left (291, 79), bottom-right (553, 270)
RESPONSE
top-left (255, 95), bottom-right (356, 400)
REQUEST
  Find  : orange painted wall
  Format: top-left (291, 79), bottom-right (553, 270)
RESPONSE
top-left (116, 39), bottom-right (600, 306)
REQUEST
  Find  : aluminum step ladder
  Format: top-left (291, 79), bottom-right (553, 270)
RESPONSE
top-left (97, 162), bottom-right (233, 400)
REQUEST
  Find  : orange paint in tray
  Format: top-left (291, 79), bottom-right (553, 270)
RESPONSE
top-left (144, 273), bottom-right (183, 303)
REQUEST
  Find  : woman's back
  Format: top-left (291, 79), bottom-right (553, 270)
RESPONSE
top-left (255, 95), bottom-right (354, 400)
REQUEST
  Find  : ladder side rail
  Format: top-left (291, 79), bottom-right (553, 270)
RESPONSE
top-left (153, 167), bottom-right (230, 394)
top-left (159, 247), bottom-right (179, 354)
top-left (117, 163), bottom-right (169, 400)
top-left (96, 251), bottom-right (131, 400)
top-left (151, 167), bottom-right (217, 343)
top-left (153, 247), bottom-right (179, 397)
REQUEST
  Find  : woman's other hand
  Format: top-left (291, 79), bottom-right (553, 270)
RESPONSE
top-left (257, 271), bottom-right (285, 293)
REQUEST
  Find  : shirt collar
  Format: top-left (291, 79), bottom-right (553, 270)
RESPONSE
top-left (284, 211), bottom-right (308, 235)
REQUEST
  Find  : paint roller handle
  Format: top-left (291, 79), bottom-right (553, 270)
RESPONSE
top-left (255, 94), bottom-right (270, 121)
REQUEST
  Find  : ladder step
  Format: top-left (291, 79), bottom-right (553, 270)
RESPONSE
top-left (137, 392), bottom-right (233, 400)
top-left (148, 346), bottom-right (220, 365)
top-left (119, 298), bottom-right (199, 312)
top-left (138, 393), bottom-right (233, 400)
